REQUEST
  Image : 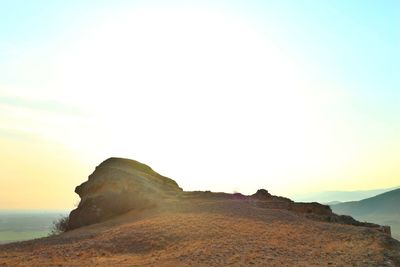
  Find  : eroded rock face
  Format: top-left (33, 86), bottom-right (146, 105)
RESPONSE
top-left (68, 158), bottom-right (182, 230)
top-left (67, 157), bottom-right (391, 237)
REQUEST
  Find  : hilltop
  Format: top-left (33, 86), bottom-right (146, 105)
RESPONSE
top-left (1, 158), bottom-right (399, 266)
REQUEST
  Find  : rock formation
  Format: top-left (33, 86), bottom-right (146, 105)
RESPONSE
top-left (68, 158), bottom-right (182, 229)
top-left (68, 157), bottom-right (391, 237)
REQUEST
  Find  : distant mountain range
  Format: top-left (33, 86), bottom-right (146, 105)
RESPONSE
top-left (331, 188), bottom-right (400, 240)
top-left (291, 186), bottom-right (399, 203)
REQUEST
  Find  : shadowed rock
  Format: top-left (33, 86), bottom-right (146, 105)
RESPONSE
top-left (68, 157), bottom-right (182, 229)
top-left (251, 189), bottom-right (272, 199)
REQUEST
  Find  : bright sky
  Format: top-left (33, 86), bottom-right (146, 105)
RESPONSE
top-left (1, 0), bottom-right (399, 209)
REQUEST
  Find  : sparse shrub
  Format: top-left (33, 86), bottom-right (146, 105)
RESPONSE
top-left (49, 215), bottom-right (70, 236)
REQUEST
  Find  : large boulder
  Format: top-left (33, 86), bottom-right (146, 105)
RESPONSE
top-left (68, 157), bottom-right (182, 229)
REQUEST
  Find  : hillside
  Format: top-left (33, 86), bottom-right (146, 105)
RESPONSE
top-left (292, 187), bottom-right (399, 203)
top-left (332, 189), bottom-right (400, 240)
top-left (1, 158), bottom-right (399, 266)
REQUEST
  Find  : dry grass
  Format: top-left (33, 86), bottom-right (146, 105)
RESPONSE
top-left (1, 199), bottom-right (399, 266)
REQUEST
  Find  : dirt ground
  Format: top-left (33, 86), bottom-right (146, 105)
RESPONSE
top-left (1, 199), bottom-right (399, 266)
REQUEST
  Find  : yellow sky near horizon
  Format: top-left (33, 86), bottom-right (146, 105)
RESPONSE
top-left (1, 119), bottom-right (399, 210)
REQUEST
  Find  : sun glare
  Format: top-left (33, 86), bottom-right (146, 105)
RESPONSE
top-left (1, 0), bottom-right (399, 213)
top-left (41, 7), bottom-right (356, 195)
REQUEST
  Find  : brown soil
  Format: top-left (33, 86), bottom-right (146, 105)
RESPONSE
top-left (1, 198), bottom-right (399, 266)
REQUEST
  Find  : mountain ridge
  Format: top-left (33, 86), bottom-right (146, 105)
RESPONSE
top-left (292, 186), bottom-right (399, 203)
top-left (332, 188), bottom-right (400, 240)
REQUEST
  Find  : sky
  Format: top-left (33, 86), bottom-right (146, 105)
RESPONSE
top-left (1, 0), bottom-right (399, 209)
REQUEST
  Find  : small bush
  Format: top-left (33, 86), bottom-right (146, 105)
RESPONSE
top-left (49, 215), bottom-right (70, 236)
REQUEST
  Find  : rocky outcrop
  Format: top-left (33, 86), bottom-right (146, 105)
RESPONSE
top-left (251, 189), bottom-right (272, 199)
top-left (291, 202), bottom-right (332, 215)
top-left (248, 193), bottom-right (391, 235)
top-left (68, 158), bottom-right (182, 229)
top-left (67, 157), bottom-right (392, 237)
top-left (249, 190), bottom-right (332, 216)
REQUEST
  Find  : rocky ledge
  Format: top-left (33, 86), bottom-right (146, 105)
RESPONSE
top-left (67, 157), bottom-right (391, 236)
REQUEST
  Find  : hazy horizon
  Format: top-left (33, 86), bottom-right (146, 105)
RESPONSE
top-left (1, 0), bottom-right (399, 209)
top-left (1, 185), bottom-right (399, 211)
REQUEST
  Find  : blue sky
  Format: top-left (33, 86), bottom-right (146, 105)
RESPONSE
top-left (1, 0), bottom-right (399, 110)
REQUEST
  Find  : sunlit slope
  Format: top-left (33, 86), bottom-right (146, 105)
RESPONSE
top-left (1, 199), bottom-right (400, 266)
